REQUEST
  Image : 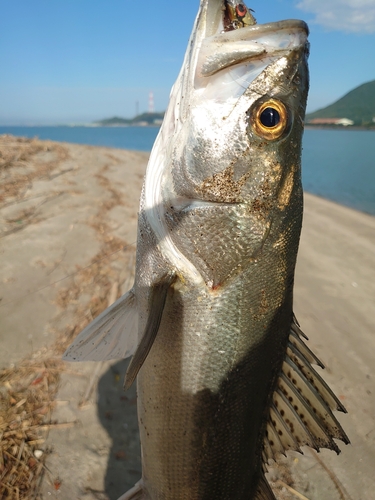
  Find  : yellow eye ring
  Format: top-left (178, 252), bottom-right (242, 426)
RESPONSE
top-left (250, 99), bottom-right (289, 141)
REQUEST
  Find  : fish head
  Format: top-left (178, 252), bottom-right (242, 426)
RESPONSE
top-left (144, 1), bottom-right (309, 285)
top-left (169, 3), bottom-right (309, 210)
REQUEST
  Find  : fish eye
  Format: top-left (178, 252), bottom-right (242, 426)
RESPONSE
top-left (250, 99), bottom-right (289, 141)
top-left (260, 107), bottom-right (280, 128)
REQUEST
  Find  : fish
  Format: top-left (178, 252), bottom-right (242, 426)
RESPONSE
top-left (63, 0), bottom-right (349, 498)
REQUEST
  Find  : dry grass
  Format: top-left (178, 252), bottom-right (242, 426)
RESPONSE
top-left (0, 358), bottom-right (63, 499)
top-left (0, 135), bottom-right (136, 499)
top-left (0, 240), bottom-right (134, 500)
top-left (0, 135), bottom-right (69, 204)
top-left (0, 135), bottom-right (70, 498)
top-left (55, 239), bottom-right (134, 352)
top-left (0, 136), bottom-right (45, 171)
top-left (0, 239), bottom-right (134, 499)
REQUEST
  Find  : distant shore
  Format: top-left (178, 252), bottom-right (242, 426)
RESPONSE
top-left (2, 123), bottom-right (374, 131)
top-left (304, 124), bottom-right (375, 131)
top-left (0, 123), bottom-right (162, 128)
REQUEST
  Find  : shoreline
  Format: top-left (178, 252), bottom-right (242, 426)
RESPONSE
top-left (2, 123), bottom-right (375, 131)
top-left (303, 190), bottom-right (375, 218)
top-left (304, 124), bottom-right (375, 131)
top-left (0, 124), bottom-right (162, 129)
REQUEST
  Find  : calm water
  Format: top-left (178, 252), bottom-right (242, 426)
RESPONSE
top-left (302, 129), bottom-right (375, 215)
top-left (0, 126), bottom-right (159, 152)
top-left (1, 126), bottom-right (374, 216)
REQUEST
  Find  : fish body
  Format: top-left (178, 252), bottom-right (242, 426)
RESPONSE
top-left (64, 1), bottom-right (349, 499)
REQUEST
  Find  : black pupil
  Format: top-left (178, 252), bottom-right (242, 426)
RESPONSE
top-left (260, 107), bottom-right (280, 128)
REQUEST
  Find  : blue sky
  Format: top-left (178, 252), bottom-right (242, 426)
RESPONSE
top-left (0, 0), bottom-right (374, 125)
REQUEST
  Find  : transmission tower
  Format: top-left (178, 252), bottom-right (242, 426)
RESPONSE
top-left (148, 91), bottom-right (155, 113)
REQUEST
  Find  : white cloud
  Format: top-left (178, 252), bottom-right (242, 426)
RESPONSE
top-left (296, 0), bottom-right (375, 33)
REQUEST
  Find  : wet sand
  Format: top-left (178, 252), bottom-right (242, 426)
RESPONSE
top-left (1, 135), bottom-right (374, 499)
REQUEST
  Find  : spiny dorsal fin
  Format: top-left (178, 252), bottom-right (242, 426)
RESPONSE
top-left (289, 328), bottom-right (324, 368)
top-left (268, 404), bottom-right (302, 453)
top-left (263, 318), bottom-right (349, 464)
top-left (265, 418), bottom-right (286, 457)
top-left (255, 474), bottom-right (277, 500)
top-left (286, 341), bottom-right (347, 413)
top-left (282, 355), bottom-right (348, 441)
top-left (117, 481), bottom-right (144, 500)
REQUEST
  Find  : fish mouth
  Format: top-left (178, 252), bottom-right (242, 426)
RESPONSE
top-left (203, 0), bottom-right (308, 38)
top-left (195, 1), bottom-right (309, 81)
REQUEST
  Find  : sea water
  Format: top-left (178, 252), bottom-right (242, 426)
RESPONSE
top-left (0, 126), bottom-right (159, 153)
top-left (302, 129), bottom-right (375, 216)
top-left (1, 126), bottom-right (374, 216)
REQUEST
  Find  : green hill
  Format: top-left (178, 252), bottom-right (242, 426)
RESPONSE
top-left (133, 112), bottom-right (164, 125)
top-left (95, 112), bottom-right (164, 126)
top-left (306, 80), bottom-right (375, 126)
top-left (96, 116), bottom-right (132, 126)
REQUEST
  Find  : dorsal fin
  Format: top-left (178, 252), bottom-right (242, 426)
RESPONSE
top-left (117, 481), bottom-right (144, 500)
top-left (255, 474), bottom-right (277, 500)
top-left (263, 317), bottom-right (349, 464)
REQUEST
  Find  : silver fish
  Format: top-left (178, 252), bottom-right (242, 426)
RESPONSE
top-left (64, 1), bottom-right (349, 498)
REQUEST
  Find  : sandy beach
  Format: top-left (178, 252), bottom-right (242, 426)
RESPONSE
top-left (0, 135), bottom-right (374, 500)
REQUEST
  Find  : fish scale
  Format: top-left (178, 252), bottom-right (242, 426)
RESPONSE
top-left (64, 1), bottom-right (348, 498)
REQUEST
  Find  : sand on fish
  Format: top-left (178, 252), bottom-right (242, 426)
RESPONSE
top-left (0, 134), bottom-right (374, 500)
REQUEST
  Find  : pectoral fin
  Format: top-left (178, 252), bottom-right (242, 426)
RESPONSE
top-left (63, 290), bottom-right (138, 362)
top-left (124, 272), bottom-right (176, 390)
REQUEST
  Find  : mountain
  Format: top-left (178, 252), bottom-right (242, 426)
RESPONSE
top-left (95, 112), bottom-right (165, 126)
top-left (306, 80), bottom-right (375, 126)
top-left (96, 116), bottom-right (132, 126)
top-left (132, 112), bottom-right (164, 125)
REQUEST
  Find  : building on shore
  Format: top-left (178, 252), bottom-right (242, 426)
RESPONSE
top-left (307, 118), bottom-right (354, 126)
